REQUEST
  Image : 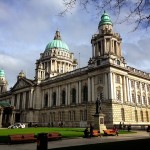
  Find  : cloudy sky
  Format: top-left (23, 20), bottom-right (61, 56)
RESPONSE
top-left (0, 0), bottom-right (150, 89)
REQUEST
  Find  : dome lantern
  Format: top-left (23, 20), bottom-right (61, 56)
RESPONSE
top-left (98, 11), bottom-right (112, 28)
top-left (45, 30), bottom-right (69, 52)
top-left (0, 69), bottom-right (5, 77)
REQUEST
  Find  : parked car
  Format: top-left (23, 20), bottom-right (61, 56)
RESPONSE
top-left (8, 123), bottom-right (25, 129)
top-left (8, 125), bottom-right (18, 129)
top-left (14, 123), bottom-right (25, 128)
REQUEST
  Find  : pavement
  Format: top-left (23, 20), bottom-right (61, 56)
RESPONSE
top-left (0, 131), bottom-right (150, 150)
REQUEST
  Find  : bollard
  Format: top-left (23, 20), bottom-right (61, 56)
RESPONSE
top-left (37, 133), bottom-right (48, 150)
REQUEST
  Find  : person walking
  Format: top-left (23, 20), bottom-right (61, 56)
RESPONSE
top-left (146, 125), bottom-right (150, 136)
top-left (83, 127), bottom-right (90, 138)
top-left (89, 124), bottom-right (94, 137)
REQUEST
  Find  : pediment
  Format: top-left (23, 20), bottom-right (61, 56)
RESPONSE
top-left (11, 78), bottom-right (34, 91)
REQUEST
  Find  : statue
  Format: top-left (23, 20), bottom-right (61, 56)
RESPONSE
top-left (95, 98), bottom-right (101, 114)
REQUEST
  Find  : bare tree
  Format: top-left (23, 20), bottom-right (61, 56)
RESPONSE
top-left (59, 0), bottom-right (150, 31)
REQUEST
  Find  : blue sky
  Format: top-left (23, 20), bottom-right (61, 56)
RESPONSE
top-left (0, 0), bottom-right (150, 89)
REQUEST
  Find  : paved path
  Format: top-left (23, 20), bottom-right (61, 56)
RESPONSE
top-left (0, 131), bottom-right (150, 150)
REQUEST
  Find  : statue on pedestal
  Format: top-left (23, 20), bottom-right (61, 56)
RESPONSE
top-left (95, 98), bottom-right (101, 114)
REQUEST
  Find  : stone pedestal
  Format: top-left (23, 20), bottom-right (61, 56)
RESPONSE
top-left (93, 113), bottom-right (106, 133)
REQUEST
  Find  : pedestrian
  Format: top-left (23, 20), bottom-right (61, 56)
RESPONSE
top-left (90, 124), bottom-right (94, 137)
top-left (127, 125), bottom-right (131, 132)
top-left (146, 125), bottom-right (150, 136)
top-left (113, 125), bottom-right (119, 136)
top-left (83, 127), bottom-right (90, 138)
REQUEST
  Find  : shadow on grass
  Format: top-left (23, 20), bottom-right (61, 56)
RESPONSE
top-left (49, 138), bottom-right (150, 150)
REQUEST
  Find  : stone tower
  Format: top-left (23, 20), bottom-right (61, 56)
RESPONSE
top-left (0, 69), bottom-right (8, 93)
top-left (89, 11), bottom-right (126, 68)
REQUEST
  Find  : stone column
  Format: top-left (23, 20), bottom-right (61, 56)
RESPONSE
top-left (76, 82), bottom-right (79, 104)
top-left (104, 74), bottom-right (108, 100)
top-left (91, 77), bottom-right (95, 102)
top-left (58, 86), bottom-right (60, 106)
top-left (145, 84), bottom-right (148, 105)
top-left (68, 84), bottom-right (71, 105)
top-left (140, 82), bottom-right (143, 104)
top-left (0, 109), bottom-right (3, 127)
top-left (108, 72), bottom-right (113, 99)
top-left (92, 44), bottom-right (94, 57)
top-left (135, 82), bottom-right (138, 104)
top-left (48, 89), bottom-right (50, 107)
top-left (49, 89), bottom-right (52, 107)
top-left (128, 79), bottom-right (132, 103)
top-left (112, 73), bottom-right (115, 100)
top-left (78, 81), bottom-right (81, 103)
top-left (123, 76), bottom-right (127, 103)
top-left (88, 77), bottom-right (91, 102)
top-left (65, 85), bottom-right (68, 105)
top-left (104, 38), bottom-right (106, 54)
top-left (30, 89), bottom-right (34, 108)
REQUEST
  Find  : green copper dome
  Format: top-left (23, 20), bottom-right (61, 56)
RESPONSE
top-left (98, 11), bottom-right (112, 27)
top-left (0, 69), bottom-right (5, 77)
top-left (45, 39), bottom-right (69, 52)
top-left (45, 30), bottom-right (69, 52)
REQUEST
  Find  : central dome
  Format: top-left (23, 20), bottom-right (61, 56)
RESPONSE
top-left (45, 30), bottom-right (69, 52)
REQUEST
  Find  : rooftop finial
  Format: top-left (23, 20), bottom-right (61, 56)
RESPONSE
top-left (54, 30), bottom-right (62, 40)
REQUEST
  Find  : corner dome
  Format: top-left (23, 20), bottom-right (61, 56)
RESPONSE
top-left (0, 69), bottom-right (5, 77)
top-left (45, 30), bottom-right (69, 52)
top-left (98, 11), bottom-right (112, 28)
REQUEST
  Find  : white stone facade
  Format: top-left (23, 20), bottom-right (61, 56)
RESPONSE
top-left (0, 12), bottom-right (150, 128)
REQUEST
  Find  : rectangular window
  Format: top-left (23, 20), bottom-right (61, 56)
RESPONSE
top-left (84, 110), bottom-right (87, 121)
top-left (141, 111), bottom-right (144, 122)
top-left (121, 108), bottom-right (125, 122)
top-left (146, 111), bottom-right (149, 122)
top-left (115, 75), bottom-right (120, 83)
top-left (131, 80), bottom-right (135, 88)
top-left (80, 110), bottom-right (83, 121)
top-left (132, 93), bottom-right (135, 103)
top-left (135, 110), bottom-right (138, 122)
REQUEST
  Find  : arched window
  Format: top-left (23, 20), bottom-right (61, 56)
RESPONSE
top-left (72, 88), bottom-right (76, 104)
top-left (62, 90), bottom-right (66, 105)
top-left (52, 92), bottom-right (56, 106)
top-left (117, 60), bottom-right (120, 65)
top-left (137, 94), bottom-right (141, 104)
top-left (83, 85), bottom-right (88, 102)
top-left (44, 93), bottom-right (48, 107)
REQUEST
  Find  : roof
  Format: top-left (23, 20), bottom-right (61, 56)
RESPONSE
top-left (98, 11), bottom-right (112, 28)
top-left (0, 69), bottom-right (5, 77)
top-left (0, 101), bottom-right (11, 107)
top-left (45, 30), bottom-right (69, 52)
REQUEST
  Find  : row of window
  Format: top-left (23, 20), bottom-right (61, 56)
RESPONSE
top-left (131, 80), bottom-right (150, 91)
top-left (121, 108), bottom-right (149, 122)
top-left (44, 86), bottom-right (88, 107)
top-left (40, 110), bottom-right (87, 123)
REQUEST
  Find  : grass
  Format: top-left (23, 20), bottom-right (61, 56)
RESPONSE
top-left (0, 127), bottom-right (136, 143)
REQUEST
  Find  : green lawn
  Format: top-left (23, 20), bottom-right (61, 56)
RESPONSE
top-left (0, 127), bottom-right (136, 143)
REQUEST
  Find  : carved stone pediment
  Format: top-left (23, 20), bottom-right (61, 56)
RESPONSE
top-left (12, 79), bottom-right (33, 91)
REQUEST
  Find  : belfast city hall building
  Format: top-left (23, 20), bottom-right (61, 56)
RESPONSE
top-left (0, 12), bottom-right (150, 129)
